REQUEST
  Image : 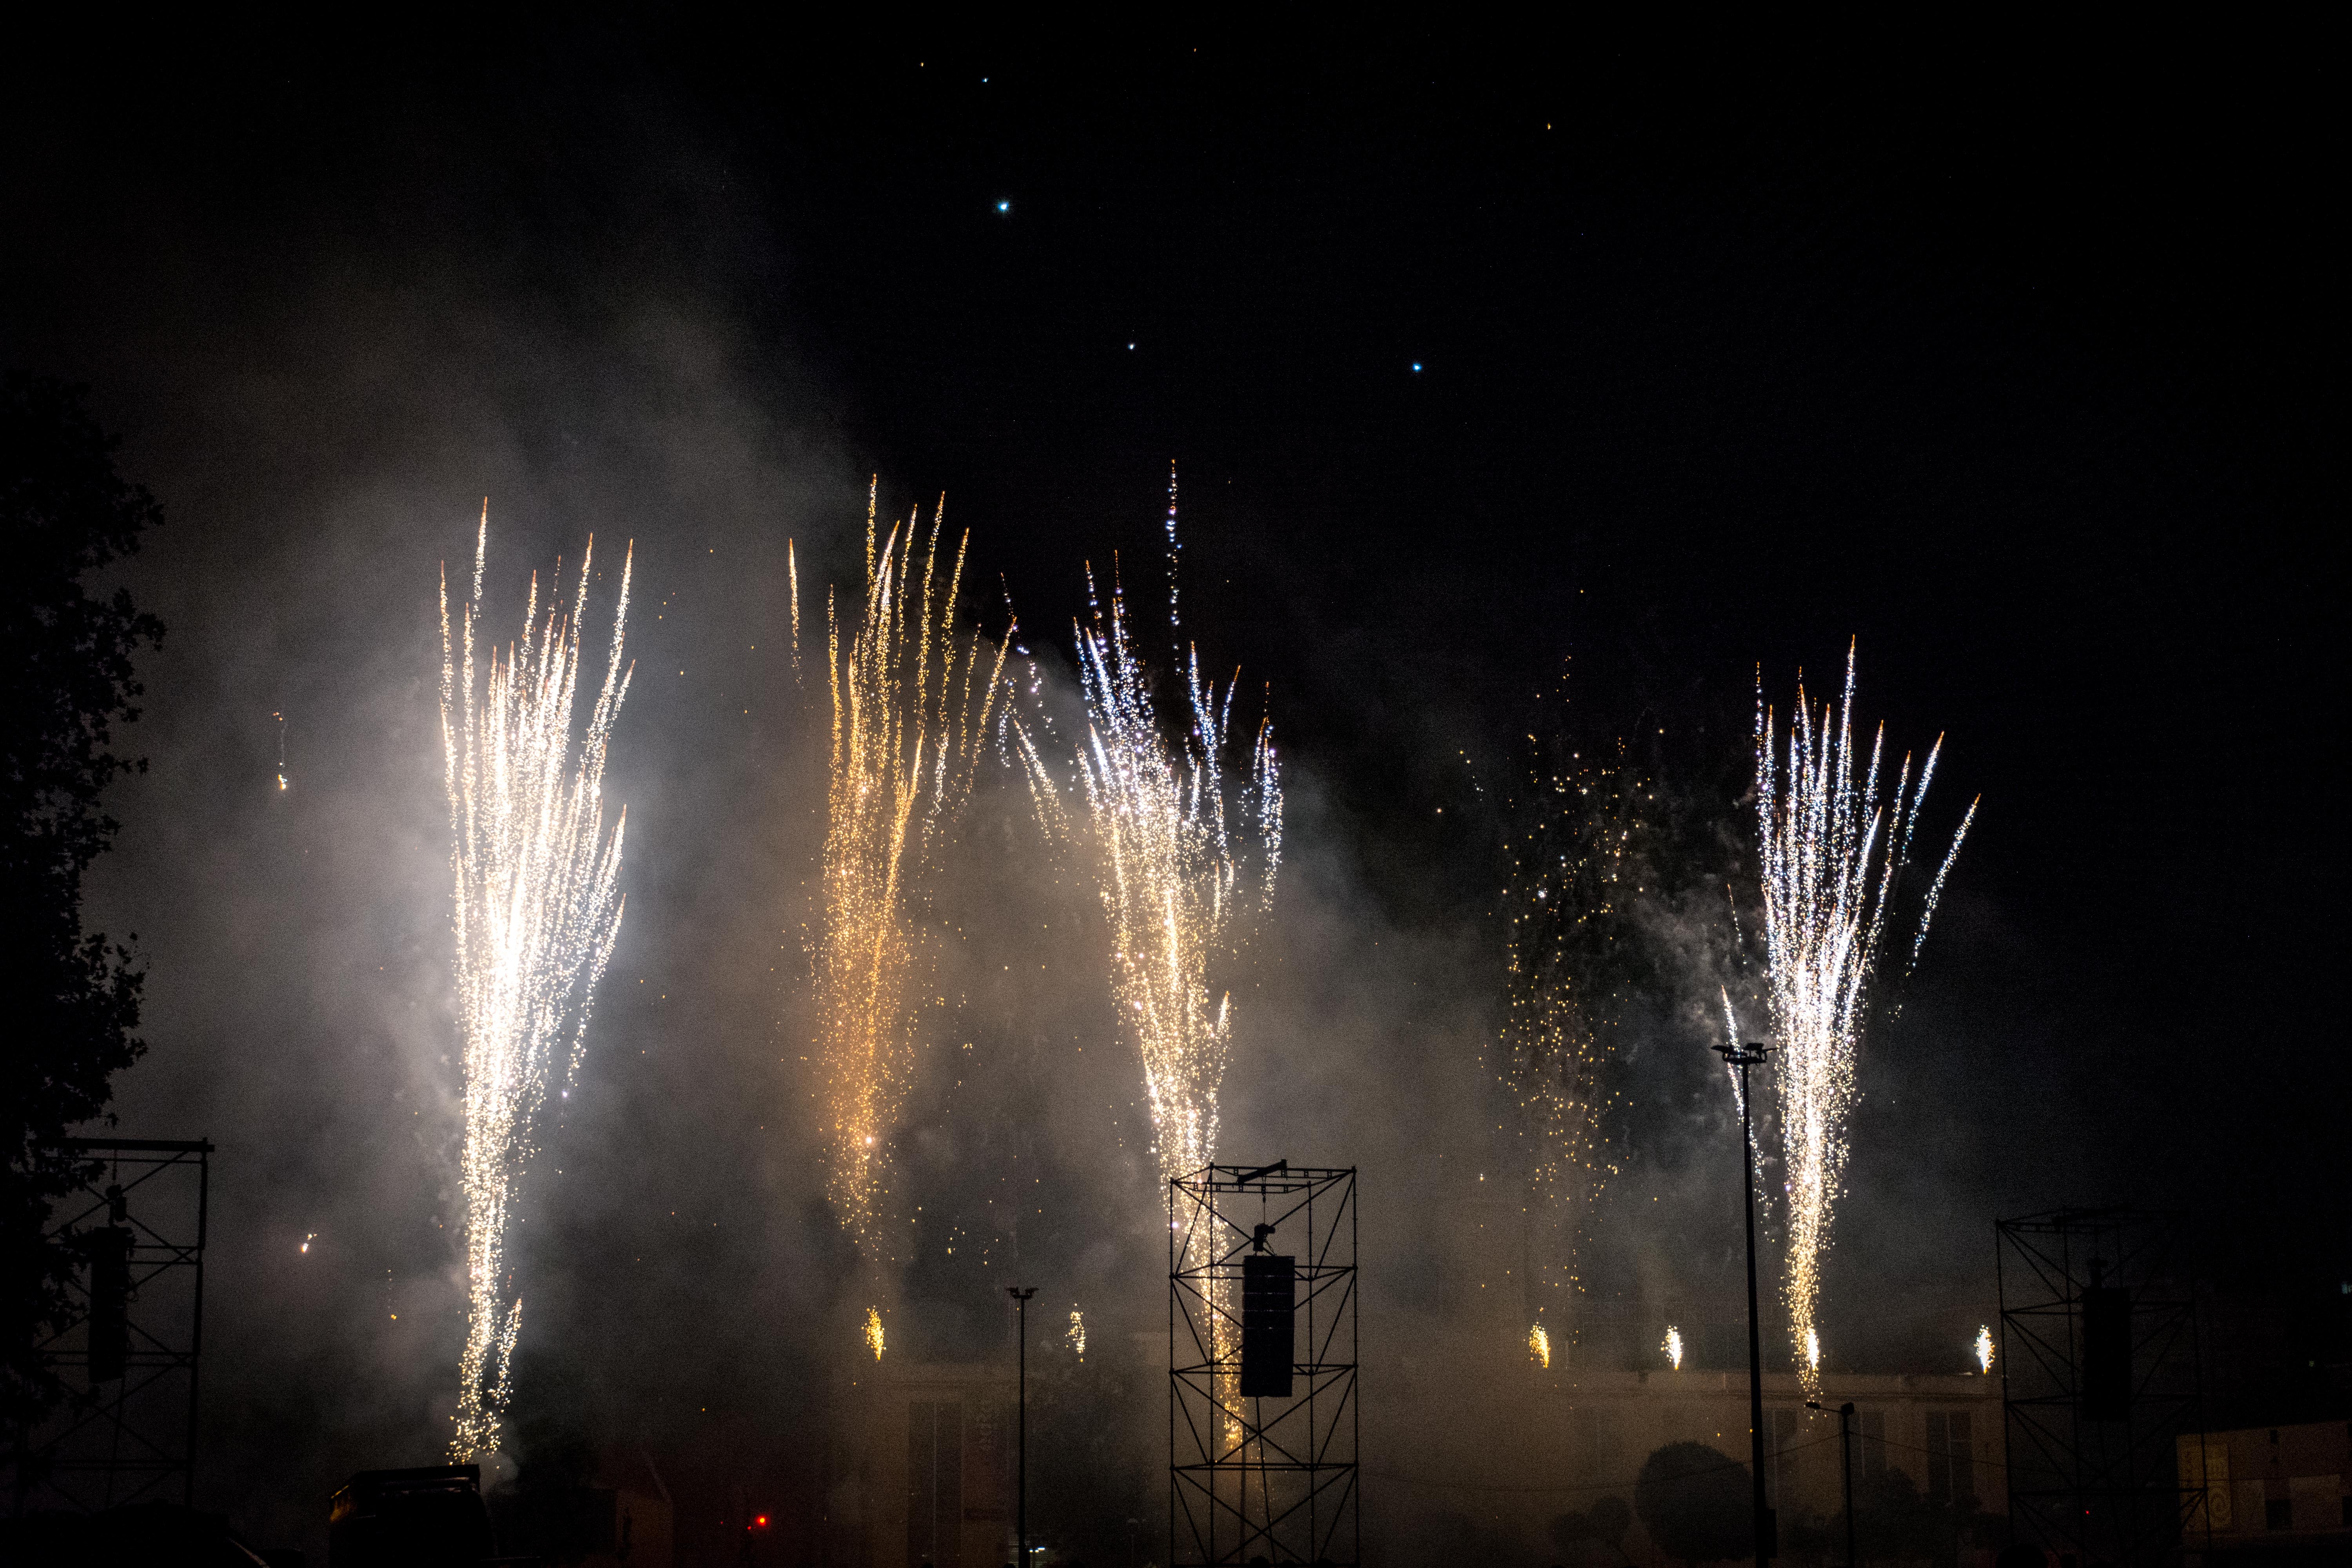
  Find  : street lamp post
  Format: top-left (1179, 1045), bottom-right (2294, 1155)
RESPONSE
top-left (1716, 1040), bottom-right (1775, 1567)
top-left (1009, 1286), bottom-right (1037, 1567)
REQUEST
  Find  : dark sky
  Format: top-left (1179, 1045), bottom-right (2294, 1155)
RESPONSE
top-left (4, 17), bottom-right (2339, 1556)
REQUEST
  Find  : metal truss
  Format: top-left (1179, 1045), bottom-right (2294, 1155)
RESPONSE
top-left (1171, 1162), bottom-right (1357, 1566)
top-left (1996, 1207), bottom-right (2203, 1566)
top-left (7, 1139), bottom-right (211, 1514)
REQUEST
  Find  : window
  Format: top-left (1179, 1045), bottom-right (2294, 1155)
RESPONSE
top-left (2290, 1476), bottom-right (2334, 1532)
top-left (1925, 1412), bottom-right (1976, 1507)
top-left (1858, 1410), bottom-right (1887, 1481)
top-left (907, 1400), bottom-right (964, 1568)
top-left (1570, 1403), bottom-right (1622, 1468)
top-left (1768, 1408), bottom-right (1802, 1506)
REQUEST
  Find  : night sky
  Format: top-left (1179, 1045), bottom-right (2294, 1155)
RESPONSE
top-left (4, 20), bottom-right (2337, 1559)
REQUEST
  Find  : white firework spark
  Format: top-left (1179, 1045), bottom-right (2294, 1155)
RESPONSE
top-left (439, 505), bottom-right (632, 1460)
top-left (1755, 642), bottom-right (1972, 1396)
top-left (1013, 470), bottom-right (1279, 1449)
top-left (1065, 487), bottom-right (1281, 1189)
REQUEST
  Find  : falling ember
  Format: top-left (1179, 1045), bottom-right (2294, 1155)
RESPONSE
top-left (273, 710), bottom-right (289, 791)
top-left (1976, 1325), bottom-right (1995, 1373)
top-left (1528, 1323), bottom-right (1552, 1369)
top-left (1498, 705), bottom-right (1646, 1299)
top-left (1068, 1309), bottom-right (1087, 1361)
top-left (299, 1232), bottom-right (316, 1255)
top-left (439, 505), bottom-right (632, 1461)
top-left (1663, 1325), bottom-right (1685, 1370)
top-left (864, 1306), bottom-right (886, 1361)
top-left (806, 486), bottom-right (1011, 1259)
top-left (1755, 642), bottom-right (1974, 1398)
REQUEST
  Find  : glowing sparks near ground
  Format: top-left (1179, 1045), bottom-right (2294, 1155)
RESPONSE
top-left (1663, 1325), bottom-right (1685, 1370)
top-left (1806, 1327), bottom-right (1821, 1371)
top-left (1976, 1324), bottom-right (1995, 1373)
top-left (1068, 1308), bottom-right (1087, 1360)
top-left (1528, 1323), bottom-right (1552, 1368)
top-left (864, 1306), bottom-right (886, 1361)
top-left (439, 506), bottom-right (632, 1460)
top-left (807, 487), bottom-right (1010, 1259)
top-left (1755, 642), bottom-right (1974, 1396)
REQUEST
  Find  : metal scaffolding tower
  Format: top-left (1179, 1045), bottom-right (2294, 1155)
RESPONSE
top-left (1996, 1207), bottom-right (2202, 1567)
top-left (1170, 1161), bottom-right (1357, 1566)
top-left (6, 1139), bottom-right (211, 1514)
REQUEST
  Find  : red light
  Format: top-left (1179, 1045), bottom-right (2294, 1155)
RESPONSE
top-left (753, 1515), bottom-right (769, 1529)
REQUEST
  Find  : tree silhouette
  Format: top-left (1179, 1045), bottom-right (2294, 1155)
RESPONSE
top-left (1, 374), bottom-right (163, 1426)
top-left (1634, 1442), bottom-right (1751, 1564)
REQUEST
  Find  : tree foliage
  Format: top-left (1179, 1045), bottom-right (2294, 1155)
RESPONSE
top-left (1634, 1441), bottom-right (1751, 1564)
top-left (0, 374), bottom-right (164, 1424)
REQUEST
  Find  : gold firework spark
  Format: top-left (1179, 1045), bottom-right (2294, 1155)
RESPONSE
top-left (439, 505), bottom-right (633, 1460)
top-left (809, 486), bottom-right (1009, 1258)
top-left (1499, 714), bottom-right (1642, 1298)
top-left (1528, 1323), bottom-right (1552, 1368)
top-left (1068, 1308), bottom-right (1087, 1360)
top-left (864, 1306), bottom-right (886, 1361)
top-left (1662, 1325), bottom-right (1685, 1370)
top-left (1755, 642), bottom-right (1974, 1396)
top-left (1975, 1324), bottom-right (1995, 1373)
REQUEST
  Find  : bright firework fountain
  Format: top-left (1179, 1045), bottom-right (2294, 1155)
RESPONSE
top-left (807, 487), bottom-right (1009, 1270)
top-left (1024, 472), bottom-right (1279, 1452)
top-left (1061, 474), bottom-right (1281, 1194)
top-left (1754, 642), bottom-right (1974, 1396)
top-left (439, 506), bottom-right (633, 1461)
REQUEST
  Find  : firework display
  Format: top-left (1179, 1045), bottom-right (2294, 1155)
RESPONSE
top-left (1057, 476), bottom-right (1281, 1192)
top-left (806, 487), bottom-right (1011, 1261)
top-left (438, 506), bottom-right (633, 1460)
top-left (1498, 713), bottom-right (1647, 1300)
top-left (1754, 643), bottom-right (1975, 1394)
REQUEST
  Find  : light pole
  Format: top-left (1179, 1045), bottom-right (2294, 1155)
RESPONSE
top-left (1716, 1040), bottom-right (1774, 1567)
top-left (1009, 1286), bottom-right (1036, 1567)
top-left (1808, 1397), bottom-right (1856, 1568)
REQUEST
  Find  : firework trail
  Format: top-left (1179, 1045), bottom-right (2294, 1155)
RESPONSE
top-left (806, 485), bottom-right (1010, 1261)
top-left (1013, 470), bottom-right (1278, 1445)
top-left (1060, 476), bottom-right (1280, 1191)
top-left (1498, 710), bottom-right (1646, 1303)
top-left (439, 505), bottom-right (633, 1460)
top-left (1754, 642), bottom-right (1974, 1395)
